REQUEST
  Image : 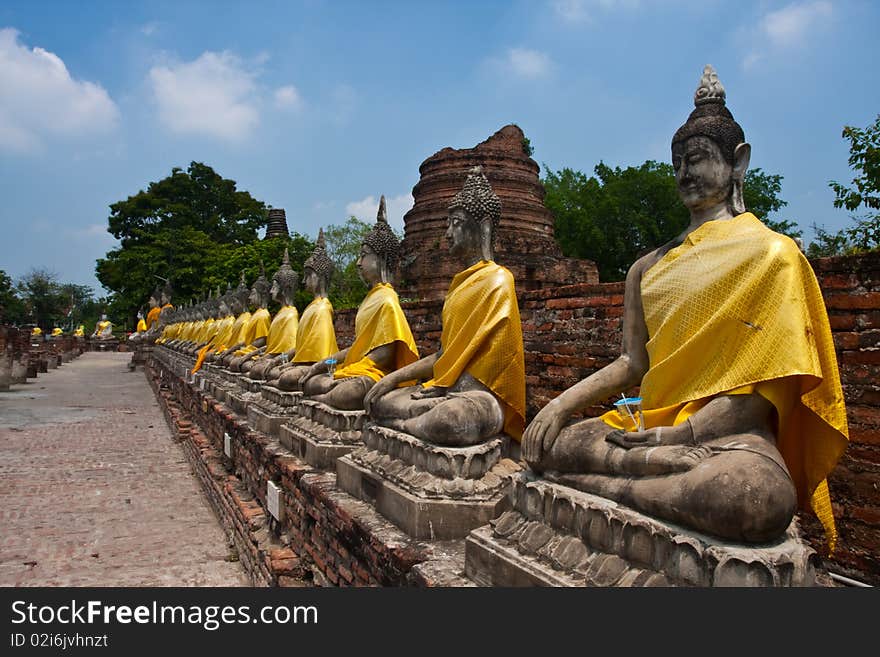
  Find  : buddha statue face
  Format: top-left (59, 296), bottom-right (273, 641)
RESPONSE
top-left (303, 268), bottom-right (320, 295)
top-left (356, 244), bottom-right (384, 287)
top-left (248, 284), bottom-right (260, 308)
top-left (446, 207), bottom-right (481, 258)
top-left (672, 135), bottom-right (734, 213)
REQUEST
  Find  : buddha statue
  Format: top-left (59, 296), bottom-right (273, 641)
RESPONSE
top-left (205, 273), bottom-right (252, 365)
top-left (135, 311), bottom-right (147, 334)
top-left (521, 65), bottom-right (848, 548)
top-left (73, 325), bottom-right (85, 338)
top-left (187, 288), bottom-right (224, 356)
top-left (300, 196), bottom-right (419, 410)
top-left (227, 265), bottom-right (274, 371)
top-left (145, 288), bottom-right (162, 331)
top-left (192, 289), bottom-right (237, 373)
top-left (92, 314), bottom-right (113, 339)
top-left (364, 166), bottom-right (526, 446)
top-left (51, 327), bottom-right (63, 337)
top-left (245, 249), bottom-right (301, 379)
top-left (267, 229), bottom-right (339, 390)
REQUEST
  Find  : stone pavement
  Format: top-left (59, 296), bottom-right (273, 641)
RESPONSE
top-left (0, 352), bottom-right (248, 586)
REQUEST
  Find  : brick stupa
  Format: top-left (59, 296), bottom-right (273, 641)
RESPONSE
top-left (264, 208), bottom-right (289, 239)
top-left (399, 125), bottom-right (597, 300)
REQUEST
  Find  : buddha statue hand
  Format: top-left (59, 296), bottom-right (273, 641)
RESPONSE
top-left (521, 399), bottom-right (570, 464)
top-left (363, 373), bottom-right (399, 415)
top-left (605, 420), bottom-right (696, 449)
top-left (411, 385), bottom-right (446, 400)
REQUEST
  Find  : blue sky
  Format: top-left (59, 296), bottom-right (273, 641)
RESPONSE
top-left (1, 0), bottom-right (878, 295)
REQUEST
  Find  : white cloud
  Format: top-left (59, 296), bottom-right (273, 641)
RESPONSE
top-left (140, 22), bottom-right (159, 37)
top-left (762, 1), bottom-right (832, 47)
top-left (507, 48), bottom-right (552, 79)
top-left (346, 194), bottom-right (414, 233)
top-left (149, 51), bottom-right (260, 141)
top-left (274, 85), bottom-right (302, 110)
top-left (0, 28), bottom-right (119, 153)
top-left (552, 0), bottom-right (639, 24)
top-left (743, 2), bottom-right (832, 69)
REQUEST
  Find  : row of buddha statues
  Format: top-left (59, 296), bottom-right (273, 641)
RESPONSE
top-left (148, 66), bottom-right (848, 557)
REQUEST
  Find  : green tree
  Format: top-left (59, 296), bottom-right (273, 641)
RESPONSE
top-left (0, 270), bottom-right (26, 325)
top-left (814, 114), bottom-right (880, 256)
top-left (97, 162), bottom-right (271, 324)
top-left (323, 216), bottom-right (373, 309)
top-left (544, 160), bottom-right (798, 281)
top-left (15, 269), bottom-right (67, 330)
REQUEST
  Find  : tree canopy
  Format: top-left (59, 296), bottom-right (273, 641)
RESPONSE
top-left (810, 114), bottom-right (880, 257)
top-left (0, 268), bottom-right (101, 331)
top-left (543, 160), bottom-right (799, 281)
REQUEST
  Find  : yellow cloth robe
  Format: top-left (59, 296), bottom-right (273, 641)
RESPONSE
top-left (425, 260), bottom-right (526, 441)
top-left (51, 327), bottom-right (63, 336)
top-left (73, 326), bottom-right (84, 337)
top-left (31, 327), bottom-right (42, 336)
top-left (601, 213), bottom-right (848, 552)
top-left (292, 297), bottom-right (338, 363)
top-left (95, 320), bottom-right (112, 336)
top-left (192, 315), bottom-right (235, 373)
top-left (136, 319), bottom-right (147, 333)
top-left (262, 306), bottom-right (299, 355)
top-left (234, 308), bottom-right (272, 356)
top-left (333, 283), bottom-right (419, 382)
top-left (145, 306), bottom-right (161, 330)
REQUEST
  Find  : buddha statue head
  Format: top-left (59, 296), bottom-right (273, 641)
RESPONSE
top-left (359, 195), bottom-right (400, 286)
top-left (250, 262), bottom-right (271, 309)
top-left (303, 228), bottom-right (334, 297)
top-left (271, 248), bottom-right (300, 306)
top-left (672, 65), bottom-right (751, 217)
top-left (160, 280), bottom-right (173, 307)
top-left (230, 272), bottom-right (249, 314)
top-left (149, 287), bottom-right (160, 309)
top-left (446, 166), bottom-right (502, 262)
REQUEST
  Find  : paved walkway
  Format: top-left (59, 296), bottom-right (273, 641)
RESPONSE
top-left (0, 352), bottom-right (248, 586)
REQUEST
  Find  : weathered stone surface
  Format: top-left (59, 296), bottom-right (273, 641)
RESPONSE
top-left (464, 473), bottom-right (820, 587)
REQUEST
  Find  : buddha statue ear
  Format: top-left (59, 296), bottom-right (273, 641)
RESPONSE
top-left (479, 218), bottom-right (494, 262)
top-left (730, 142), bottom-right (751, 215)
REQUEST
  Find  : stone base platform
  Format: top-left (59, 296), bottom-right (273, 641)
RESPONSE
top-left (337, 424), bottom-right (521, 540)
top-left (279, 400), bottom-right (365, 470)
top-left (464, 473), bottom-right (819, 587)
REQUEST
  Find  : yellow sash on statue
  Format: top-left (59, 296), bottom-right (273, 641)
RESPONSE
top-left (263, 306), bottom-right (299, 355)
top-left (426, 260), bottom-right (526, 441)
top-left (602, 213), bottom-right (848, 552)
top-left (146, 306), bottom-right (161, 330)
top-left (333, 283), bottom-right (419, 382)
top-left (192, 315), bottom-right (234, 373)
top-left (293, 297), bottom-right (338, 363)
top-left (234, 308), bottom-right (272, 356)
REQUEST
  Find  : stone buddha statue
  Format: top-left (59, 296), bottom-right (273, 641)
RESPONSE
top-left (73, 325), bottom-right (85, 338)
top-left (192, 288), bottom-right (237, 373)
top-left (521, 65), bottom-right (849, 548)
top-left (245, 249), bottom-right (301, 379)
top-left (227, 265), bottom-right (274, 371)
top-left (92, 314), bottom-right (113, 339)
top-left (267, 229), bottom-right (339, 391)
top-left (364, 166), bottom-right (526, 446)
top-left (145, 288), bottom-right (162, 331)
top-left (300, 196), bottom-right (419, 410)
top-left (203, 275), bottom-right (251, 365)
top-left (199, 272), bottom-right (251, 363)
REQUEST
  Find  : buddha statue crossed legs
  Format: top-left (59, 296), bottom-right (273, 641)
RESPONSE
top-left (364, 167), bottom-right (526, 447)
top-left (300, 196), bottom-right (419, 410)
top-left (522, 66), bottom-right (848, 547)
